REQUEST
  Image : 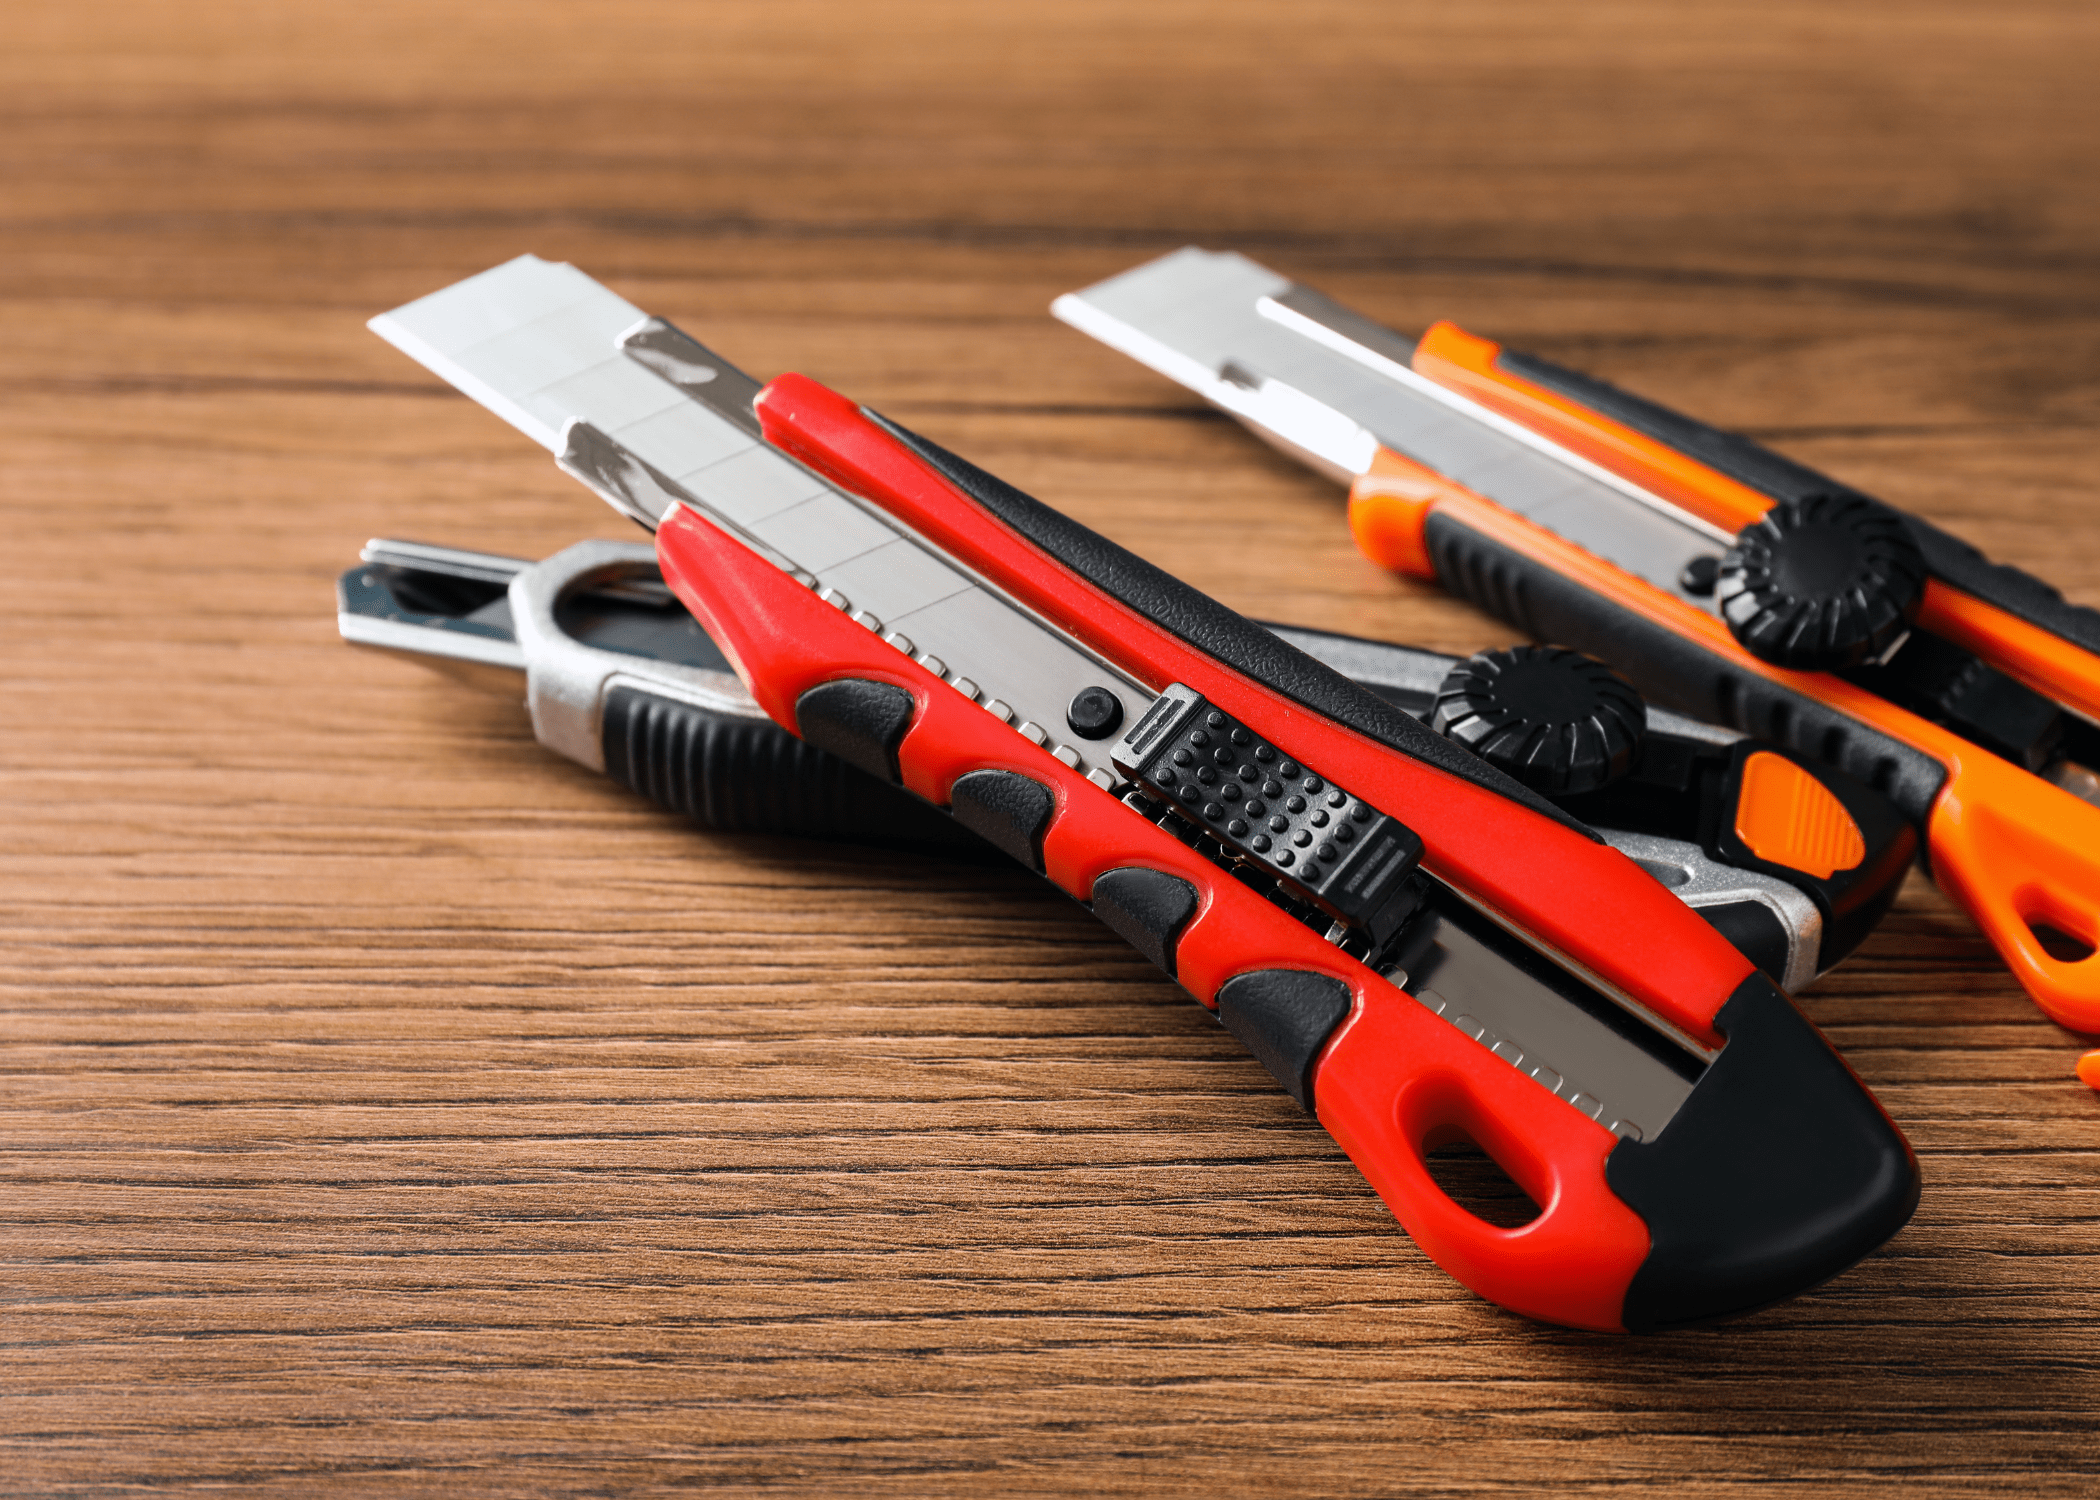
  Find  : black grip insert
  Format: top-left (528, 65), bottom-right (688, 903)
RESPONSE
top-left (794, 678), bottom-right (916, 783)
top-left (601, 686), bottom-right (982, 854)
top-left (948, 769), bottom-right (1056, 872)
top-left (1214, 969), bottom-right (1356, 1112)
top-left (1090, 867), bottom-right (1201, 979)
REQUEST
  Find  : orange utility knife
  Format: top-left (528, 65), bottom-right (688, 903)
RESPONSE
top-left (1057, 248), bottom-right (2100, 1078)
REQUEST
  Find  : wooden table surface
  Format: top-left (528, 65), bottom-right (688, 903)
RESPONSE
top-left (7, 2), bottom-right (2100, 1494)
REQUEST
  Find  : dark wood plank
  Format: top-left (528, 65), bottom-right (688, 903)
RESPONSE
top-left (4, 2), bottom-right (2099, 1493)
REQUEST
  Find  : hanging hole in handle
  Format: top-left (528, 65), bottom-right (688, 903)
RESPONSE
top-left (2016, 886), bottom-right (2099, 964)
top-left (1422, 1125), bottom-right (1543, 1229)
top-left (2028, 917), bottom-right (2097, 964)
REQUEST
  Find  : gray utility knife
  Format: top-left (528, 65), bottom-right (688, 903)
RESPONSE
top-left (340, 536), bottom-right (1915, 993)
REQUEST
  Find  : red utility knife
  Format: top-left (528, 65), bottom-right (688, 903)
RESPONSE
top-left (371, 257), bottom-right (1918, 1332)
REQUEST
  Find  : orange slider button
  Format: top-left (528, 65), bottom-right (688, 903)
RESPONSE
top-left (1733, 751), bottom-right (1867, 879)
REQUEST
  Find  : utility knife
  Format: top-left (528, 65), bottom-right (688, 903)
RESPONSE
top-left (1055, 248), bottom-right (2100, 1061)
top-left (338, 536), bottom-right (1915, 995)
top-left (366, 255), bottom-right (1918, 1332)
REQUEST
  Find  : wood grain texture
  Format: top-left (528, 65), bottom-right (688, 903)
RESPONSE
top-left (4, 1), bottom-right (2100, 1493)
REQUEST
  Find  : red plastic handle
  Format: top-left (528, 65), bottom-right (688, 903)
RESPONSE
top-left (652, 499), bottom-right (1655, 1329)
top-left (752, 374), bottom-right (1753, 1048)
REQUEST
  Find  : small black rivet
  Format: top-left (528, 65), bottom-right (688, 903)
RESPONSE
top-left (1680, 554), bottom-right (1721, 598)
top-left (1066, 686), bottom-right (1125, 740)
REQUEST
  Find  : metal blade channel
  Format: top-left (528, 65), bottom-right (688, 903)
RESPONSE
top-left (1056, 249), bottom-right (1733, 606)
top-left (372, 256), bottom-right (1154, 785)
top-left (1388, 881), bottom-right (1710, 1143)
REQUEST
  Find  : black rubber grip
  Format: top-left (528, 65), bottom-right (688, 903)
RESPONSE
top-left (1606, 971), bottom-right (1920, 1332)
top-left (1213, 969), bottom-right (1356, 1112)
top-left (863, 409), bottom-right (1599, 843)
top-left (949, 769), bottom-right (1056, 872)
top-left (1421, 511), bottom-right (1948, 829)
top-left (1090, 867), bottom-right (1201, 978)
top-left (1500, 348), bottom-right (2100, 656)
top-left (600, 685), bottom-right (985, 855)
top-left (793, 678), bottom-right (916, 784)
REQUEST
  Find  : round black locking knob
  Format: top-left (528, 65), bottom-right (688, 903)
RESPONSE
top-left (1714, 493), bottom-right (1926, 671)
top-left (1432, 646), bottom-right (1646, 797)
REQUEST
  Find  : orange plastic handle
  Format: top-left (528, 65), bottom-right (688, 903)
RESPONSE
top-left (1927, 747), bottom-right (2100, 1032)
top-left (1415, 321), bottom-right (2100, 729)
